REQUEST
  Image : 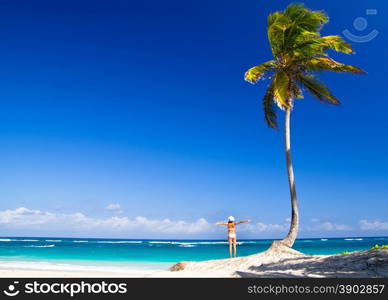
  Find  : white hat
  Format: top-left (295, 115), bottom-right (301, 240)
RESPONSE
top-left (228, 216), bottom-right (235, 222)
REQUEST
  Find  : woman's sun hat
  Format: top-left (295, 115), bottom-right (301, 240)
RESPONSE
top-left (228, 216), bottom-right (235, 222)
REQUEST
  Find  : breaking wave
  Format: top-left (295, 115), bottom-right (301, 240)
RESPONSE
top-left (24, 245), bottom-right (55, 248)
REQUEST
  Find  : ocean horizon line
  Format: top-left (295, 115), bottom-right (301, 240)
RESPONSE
top-left (1, 235), bottom-right (387, 241)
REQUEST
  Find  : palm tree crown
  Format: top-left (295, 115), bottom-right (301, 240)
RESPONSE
top-left (245, 3), bottom-right (365, 129)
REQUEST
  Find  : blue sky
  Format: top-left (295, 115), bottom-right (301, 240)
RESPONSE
top-left (0, 0), bottom-right (386, 239)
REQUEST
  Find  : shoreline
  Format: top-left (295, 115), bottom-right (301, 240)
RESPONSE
top-left (0, 268), bottom-right (133, 278)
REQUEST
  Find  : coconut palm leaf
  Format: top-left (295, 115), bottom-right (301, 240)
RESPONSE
top-left (244, 60), bottom-right (276, 84)
top-left (298, 75), bottom-right (340, 104)
top-left (284, 3), bottom-right (328, 32)
top-left (267, 13), bottom-right (292, 57)
top-left (318, 35), bottom-right (353, 53)
top-left (262, 81), bottom-right (278, 129)
top-left (293, 35), bottom-right (354, 59)
top-left (291, 82), bottom-right (304, 99)
top-left (273, 70), bottom-right (292, 109)
top-left (283, 4), bottom-right (328, 48)
top-left (305, 57), bottom-right (366, 74)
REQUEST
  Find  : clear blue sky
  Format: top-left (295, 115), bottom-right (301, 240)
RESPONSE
top-left (0, 0), bottom-right (386, 239)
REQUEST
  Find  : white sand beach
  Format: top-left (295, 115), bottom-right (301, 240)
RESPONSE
top-left (1, 245), bottom-right (387, 278)
top-left (152, 246), bottom-right (388, 278)
top-left (0, 265), bottom-right (161, 277)
top-left (0, 269), bottom-right (126, 278)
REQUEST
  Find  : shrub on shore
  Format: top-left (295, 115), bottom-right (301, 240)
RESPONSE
top-left (371, 245), bottom-right (388, 250)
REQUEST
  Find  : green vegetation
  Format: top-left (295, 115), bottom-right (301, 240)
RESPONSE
top-left (340, 245), bottom-right (388, 254)
top-left (245, 3), bottom-right (364, 248)
top-left (371, 244), bottom-right (388, 250)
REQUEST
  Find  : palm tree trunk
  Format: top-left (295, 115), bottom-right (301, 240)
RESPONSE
top-left (281, 108), bottom-right (299, 247)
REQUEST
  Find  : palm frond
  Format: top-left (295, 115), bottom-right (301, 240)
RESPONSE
top-left (305, 57), bottom-right (366, 74)
top-left (284, 3), bottom-right (328, 32)
top-left (293, 35), bottom-right (353, 57)
top-left (262, 80), bottom-right (278, 129)
top-left (298, 75), bottom-right (340, 104)
top-left (273, 70), bottom-right (292, 109)
top-left (319, 35), bottom-right (353, 53)
top-left (267, 13), bottom-right (292, 57)
top-left (291, 82), bottom-right (304, 99)
top-left (244, 61), bottom-right (276, 84)
top-left (283, 3), bottom-right (328, 47)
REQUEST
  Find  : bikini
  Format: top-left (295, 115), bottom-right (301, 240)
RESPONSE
top-left (228, 232), bottom-right (236, 239)
top-left (227, 222), bottom-right (236, 239)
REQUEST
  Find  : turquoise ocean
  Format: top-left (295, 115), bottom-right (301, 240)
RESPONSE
top-left (1, 236), bottom-right (387, 275)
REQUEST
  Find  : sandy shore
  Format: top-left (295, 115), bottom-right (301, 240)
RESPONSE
top-left (1, 246), bottom-right (387, 278)
top-left (0, 269), bottom-right (128, 278)
top-left (149, 245), bottom-right (388, 278)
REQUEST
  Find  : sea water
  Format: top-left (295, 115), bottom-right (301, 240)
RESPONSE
top-left (0, 236), bottom-right (387, 275)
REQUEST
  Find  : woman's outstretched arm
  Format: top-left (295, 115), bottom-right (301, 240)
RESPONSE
top-left (215, 222), bottom-right (227, 226)
top-left (235, 219), bottom-right (251, 225)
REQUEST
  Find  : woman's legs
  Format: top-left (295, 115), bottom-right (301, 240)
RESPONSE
top-left (228, 238), bottom-right (233, 258)
top-left (233, 239), bottom-right (237, 257)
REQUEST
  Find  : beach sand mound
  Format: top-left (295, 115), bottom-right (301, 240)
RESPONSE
top-left (151, 242), bottom-right (388, 278)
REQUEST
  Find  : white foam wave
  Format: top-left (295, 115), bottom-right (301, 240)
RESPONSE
top-left (148, 241), bottom-right (229, 245)
top-left (189, 241), bottom-right (228, 245)
top-left (147, 241), bottom-right (251, 246)
top-left (320, 239), bottom-right (328, 241)
top-left (344, 238), bottom-right (363, 241)
top-left (24, 245), bottom-right (55, 248)
top-left (45, 240), bottom-right (62, 242)
top-left (73, 240), bottom-right (88, 243)
top-left (96, 241), bottom-right (143, 244)
top-left (133, 241), bottom-right (253, 247)
top-left (148, 241), bottom-right (171, 244)
top-left (239, 241), bottom-right (259, 244)
top-left (19, 239), bottom-right (39, 242)
top-left (0, 238), bottom-right (40, 242)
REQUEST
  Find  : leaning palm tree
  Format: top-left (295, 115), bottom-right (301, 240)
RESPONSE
top-left (245, 3), bottom-right (365, 248)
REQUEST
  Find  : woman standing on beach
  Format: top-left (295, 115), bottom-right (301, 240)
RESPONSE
top-left (216, 216), bottom-right (250, 258)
